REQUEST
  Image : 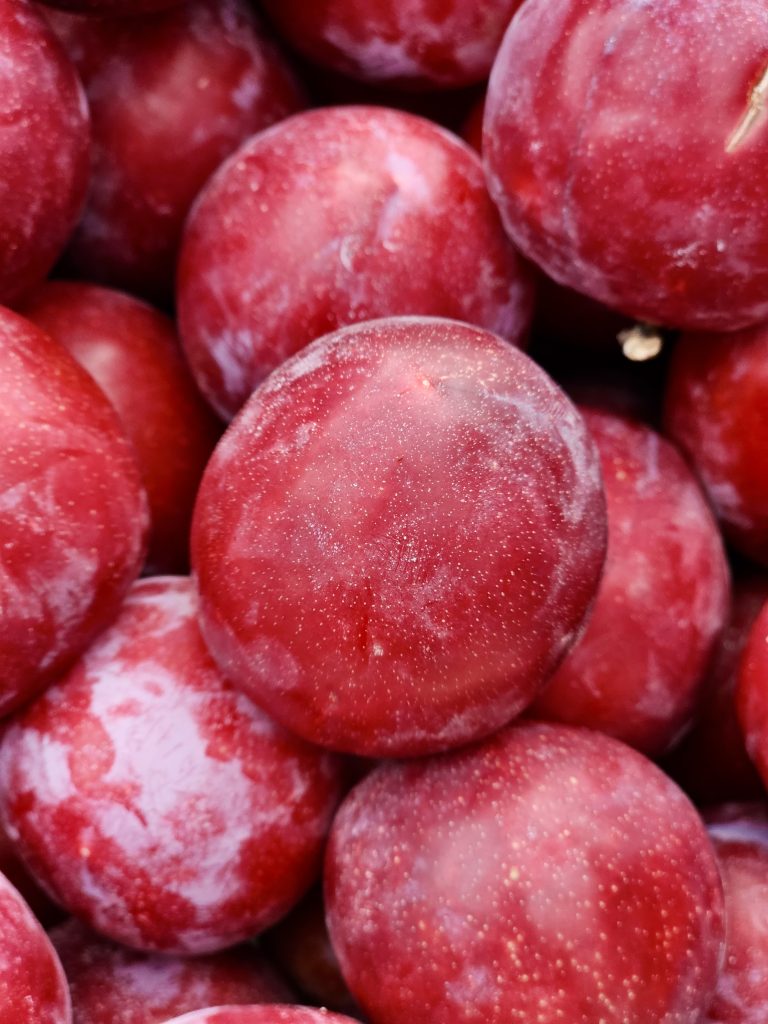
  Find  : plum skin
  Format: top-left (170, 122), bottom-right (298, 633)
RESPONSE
top-left (325, 721), bottom-right (726, 1024)
top-left (192, 316), bottom-right (607, 758)
top-left (483, 0), bottom-right (768, 331)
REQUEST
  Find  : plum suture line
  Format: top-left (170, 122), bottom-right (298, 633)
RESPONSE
top-left (726, 64), bottom-right (768, 153)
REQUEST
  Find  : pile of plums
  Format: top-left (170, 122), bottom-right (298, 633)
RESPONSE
top-left (3, 0), bottom-right (768, 1021)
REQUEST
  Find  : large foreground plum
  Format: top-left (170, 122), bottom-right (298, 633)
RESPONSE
top-left (0, 0), bottom-right (88, 305)
top-left (193, 317), bottom-right (606, 757)
top-left (0, 873), bottom-right (71, 1023)
top-left (0, 577), bottom-right (342, 954)
top-left (0, 306), bottom-right (147, 717)
top-left (178, 106), bottom-right (533, 419)
top-left (484, 0), bottom-right (768, 330)
top-left (326, 722), bottom-right (725, 1024)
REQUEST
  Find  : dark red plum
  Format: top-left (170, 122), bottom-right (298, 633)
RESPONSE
top-left (704, 804), bottom-right (768, 1023)
top-left (50, 918), bottom-right (293, 1024)
top-left (0, 306), bottom-right (147, 717)
top-left (259, 0), bottom-right (525, 89)
top-left (47, 0), bottom-right (303, 304)
top-left (664, 569), bottom-right (767, 805)
top-left (0, 873), bottom-right (71, 1023)
top-left (665, 324), bottom-right (768, 567)
top-left (0, 0), bottom-right (88, 305)
top-left (532, 408), bottom-right (730, 756)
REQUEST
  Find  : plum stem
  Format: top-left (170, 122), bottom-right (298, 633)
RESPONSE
top-left (727, 65), bottom-right (768, 153)
top-left (618, 324), bottom-right (663, 362)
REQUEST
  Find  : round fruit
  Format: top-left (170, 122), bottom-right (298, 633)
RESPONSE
top-left (484, 0), bottom-right (768, 330)
top-left (193, 316), bottom-right (606, 757)
top-left (0, 306), bottom-right (147, 717)
top-left (326, 722), bottom-right (726, 1024)
top-left (0, 577), bottom-right (342, 954)
top-left (531, 407), bottom-right (730, 756)
top-left (0, 873), bottom-right (71, 1024)
top-left (21, 282), bottom-right (221, 574)
top-left (0, 0), bottom-right (88, 305)
top-left (259, 0), bottom-right (525, 89)
top-left (50, 918), bottom-right (292, 1024)
top-left (48, 0), bottom-right (303, 303)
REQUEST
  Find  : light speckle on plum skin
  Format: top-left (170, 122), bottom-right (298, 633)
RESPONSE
top-left (325, 721), bottom-right (725, 1024)
top-left (0, 0), bottom-right (89, 305)
top-left (483, 0), bottom-right (768, 331)
top-left (0, 306), bottom-right (148, 718)
top-left (530, 406), bottom-right (731, 757)
top-left (45, 0), bottom-right (304, 304)
top-left (0, 576), bottom-right (344, 956)
top-left (0, 872), bottom-right (71, 1024)
top-left (192, 316), bottom-right (607, 758)
top-left (177, 105), bottom-right (534, 421)
top-left (49, 917), bottom-right (295, 1024)
top-left (258, 0), bottom-right (526, 89)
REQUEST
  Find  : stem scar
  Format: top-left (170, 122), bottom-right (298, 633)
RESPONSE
top-left (727, 64), bottom-right (768, 153)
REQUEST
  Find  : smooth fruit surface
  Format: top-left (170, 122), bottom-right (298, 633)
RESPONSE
top-left (0, 306), bottom-right (147, 717)
top-left (0, 0), bottom-right (88, 305)
top-left (531, 407), bottom-right (730, 756)
top-left (179, 106), bottom-right (533, 419)
top-left (0, 874), bottom-right (71, 1023)
top-left (0, 577), bottom-right (342, 954)
top-left (48, 0), bottom-right (303, 303)
top-left (484, 0), bottom-right (768, 330)
top-left (665, 324), bottom-right (768, 566)
top-left (21, 282), bottom-right (221, 574)
top-left (50, 918), bottom-right (292, 1024)
top-left (326, 722), bottom-right (726, 1024)
top-left (193, 317), bottom-right (606, 757)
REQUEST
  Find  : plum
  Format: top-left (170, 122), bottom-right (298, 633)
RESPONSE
top-left (664, 568), bottom-right (767, 805)
top-left (259, 0), bottom-right (525, 89)
top-left (665, 323), bottom-right (768, 567)
top-left (0, 873), bottom-right (71, 1023)
top-left (0, 0), bottom-right (88, 305)
top-left (47, 0), bottom-right (303, 303)
top-left (192, 316), bottom-right (606, 757)
top-left (0, 306), bottom-right (147, 717)
top-left (531, 407), bottom-right (730, 756)
top-left (326, 722), bottom-right (726, 1024)
top-left (50, 918), bottom-right (293, 1024)
top-left (178, 106), bottom-right (533, 419)
top-left (21, 282), bottom-right (221, 574)
top-left (704, 804), bottom-right (768, 1023)
top-left (0, 577), bottom-right (343, 954)
top-left (484, 0), bottom-right (768, 330)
